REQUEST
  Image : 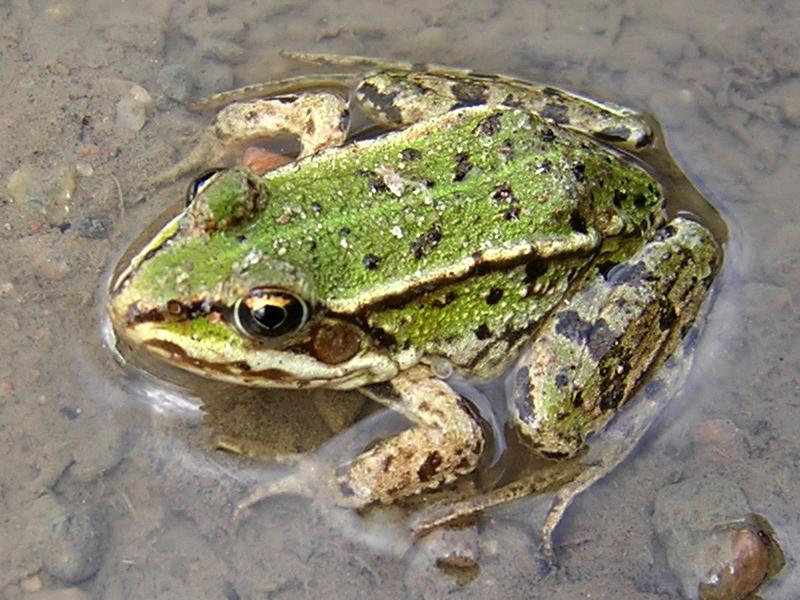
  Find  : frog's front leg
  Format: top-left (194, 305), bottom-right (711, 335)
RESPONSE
top-left (339, 365), bottom-right (485, 506)
top-left (155, 92), bottom-right (350, 184)
top-left (235, 365), bottom-right (485, 518)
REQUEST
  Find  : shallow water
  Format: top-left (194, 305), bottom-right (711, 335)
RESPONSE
top-left (1, 1), bottom-right (799, 598)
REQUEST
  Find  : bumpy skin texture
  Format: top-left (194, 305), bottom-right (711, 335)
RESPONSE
top-left (109, 59), bottom-right (720, 533)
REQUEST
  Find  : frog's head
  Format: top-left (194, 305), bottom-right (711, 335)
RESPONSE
top-left (108, 169), bottom-right (406, 390)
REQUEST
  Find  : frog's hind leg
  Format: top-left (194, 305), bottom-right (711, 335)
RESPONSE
top-left (280, 50), bottom-right (422, 72)
top-left (188, 73), bottom-right (356, 112)
top-left (413, 217), bottom-right (720, 562)
top-left (155, 91), bottom-right (350, 185)
top-left (410, 380), bottom-right (672, 565)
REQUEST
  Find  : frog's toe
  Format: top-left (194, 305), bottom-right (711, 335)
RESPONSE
top-left (233, 461), bottom-right (324, 521)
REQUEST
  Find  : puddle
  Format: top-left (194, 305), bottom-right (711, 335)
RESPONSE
top-left (1, 1), bottom-right (798, 598)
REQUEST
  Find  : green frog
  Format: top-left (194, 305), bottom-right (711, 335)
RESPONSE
top-left (108, 52), bottom-right (720, 558)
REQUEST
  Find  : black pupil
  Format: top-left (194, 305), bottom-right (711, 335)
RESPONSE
top-left (236, 290), bottom-right (306, 339)
top-left (253, 304), bottom-right (287, 330)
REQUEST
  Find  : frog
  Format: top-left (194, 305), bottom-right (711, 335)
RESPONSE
top-left (108, 52), bottom-right (721, 560)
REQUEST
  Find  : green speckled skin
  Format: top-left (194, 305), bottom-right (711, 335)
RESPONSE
top-left (112, 106), bottom-right (664, 377)
top-left (108, 61), bottom-right (720, 521)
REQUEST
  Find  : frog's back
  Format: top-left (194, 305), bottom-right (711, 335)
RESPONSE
top-left (249, 105), bottom-right (662, 314)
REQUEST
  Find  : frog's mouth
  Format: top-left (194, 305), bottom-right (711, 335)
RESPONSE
top-left (113, 317), bottom-right (415, 391)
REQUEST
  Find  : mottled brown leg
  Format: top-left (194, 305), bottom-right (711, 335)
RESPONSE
top-left (155, 92), bottom-right (349, 184)
top-left (337, 366), bottom-right (485, 507)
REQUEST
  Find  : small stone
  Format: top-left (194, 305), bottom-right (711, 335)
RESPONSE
top-left (7, 165), bottom-right (45, 210)
top-left (698, 527), bottom-right (769, 600)
top-left (157, 64), bottom-right (194, 103)
top-left (75, 162), bottom-right (93, 177)
top-left (42, 505), bottom-right (108, 584)
top-left (201, 38), bottom-right (247, 64)
top-left (45, 3), bottom-right (74, 22)
top-left (115, 85), bottom-right (152, 132)
top-left (75, 213), bottom-right (112, 240)
top-left (20, 575), bottom-right (43, 592)
top-left (654, 477), bottom-right (784, 599)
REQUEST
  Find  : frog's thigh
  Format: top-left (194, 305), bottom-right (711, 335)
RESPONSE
top-left (340, 366), bottom-right (485, 507)
top-left (156, 92), bottom-right (349, 184)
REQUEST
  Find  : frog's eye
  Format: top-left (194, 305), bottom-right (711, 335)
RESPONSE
top-left (186, 169), bottom-right (225, 206)
top-left (233, 287), bottom-right (309, 340)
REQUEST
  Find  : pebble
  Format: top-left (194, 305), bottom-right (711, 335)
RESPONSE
top-left (42, 504), bottom-right (108, 584)
top-left (653, 476), bottom-right (783, 599)
top-left (44, 3), bottom-right (74, 22)
top-left (157, 64), bottom-right (194, 103)
top-left (201, 38), bottom-right (248, 64)
top-left (115, 84), bottom-right (153, 132)
top-left (7, 164), bottom-right (75, 223)
top-left (20, 575), bottom-right (43, 592)
top-left (697, 527), bottom-right (770, 600)
top-left (75, 213), bottom-right (113, 240)
top-left (27, 589), bottom-right (91, 600)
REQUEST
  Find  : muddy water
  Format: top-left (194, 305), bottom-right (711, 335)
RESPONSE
top-left (1, 1), bottom-right (798, 598)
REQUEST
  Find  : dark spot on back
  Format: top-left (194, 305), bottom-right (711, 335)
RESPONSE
top-left (356, 83), bottom-right (403, 125)
top-left (363, 253), bottom-right (381, 270)
top-left (585, 318), bottom-right (618, 362)
top-left (410, 224), bottom-right (443, 260)
top-left (525, 260), bottom-right (548, 283)
top-left (486, 288), bottom-right (503, 305)
top-left (476, 113), bottom-right (502, 136)
top-left (555, 310), bottom-right (592, 344)
top-left (541, 128), bottom-right (556, 143)
top-left (633, 193), bottom-right (648, 209)
top-left (659, 306), bottom-right (678, 331)
top-left (451, 81), bottom-right (488, 106)
top-left (417, 451), bottom-right (443, 482)
top-left (572, 162), bottom-right (586, 183)
top-left (613, 190), bottom-right (627, 208)
top-left (501, 93), bottom-right (523, 108)
top-left (500, 139), bottom-right (514, 161)
top-left (555, 372), bottom-right (569, 388)
top-left (491, 183), bottom-right (515, 204)
top-left (475, 323), bottom-right (492, 340)
top-left (540, 103), bottom-right (570, 124)
top-left (368, 327), bottom-right (398, 349)
top-left (400, 148), bottom-right (422, 161)
top-left (453, 152), bottom-right (473, 182)
top-left (608, 261), bottom-right (651, 285)
top-left (570, 210), bottom-right (588, 234)
top-left (431, 291), bottom-right (458, 308)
